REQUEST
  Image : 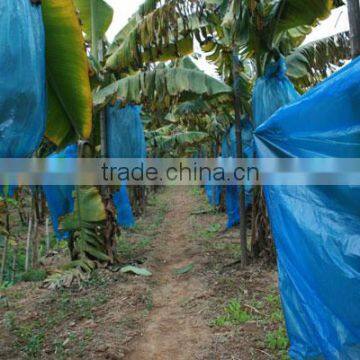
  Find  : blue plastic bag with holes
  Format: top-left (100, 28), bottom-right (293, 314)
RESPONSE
top-left (43, 145), bottom-right (77, 240)
top-left (222, 121), bottom-right (254, 228)
top-left (106, 102), bottom-right (147, 228)
top-left (0, 0), bottom-right (46, 158)
top-left (252, 57), bottom-right (299, 128)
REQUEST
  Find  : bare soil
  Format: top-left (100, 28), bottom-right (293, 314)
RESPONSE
top-left (0, 187), bottom-right (286, 360)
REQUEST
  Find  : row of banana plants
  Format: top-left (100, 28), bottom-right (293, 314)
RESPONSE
top-left (0, 0), bottom-right (353, 282)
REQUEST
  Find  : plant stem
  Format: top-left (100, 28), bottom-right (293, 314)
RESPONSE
top-left (11, 236), bottom-right (19, 283)
top-left (45, 217), bottom-right (50, 253)
top-left (31, 214), bottom-right (39, 269)
top-left (90, 0), bottom-right (98, 59)
top-left (25, 211), bottom-right (33, 272)
top-left (347, 0), bottom-right (360, 58)
top-left (232, 48), bottom-right (248, 268)
top-left (90, 0), bottom-right (107, 158)
top-left (0, 213), bottom-right (9, 283)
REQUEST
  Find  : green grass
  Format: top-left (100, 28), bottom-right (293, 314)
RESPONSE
top-left (19, 269), bottom-right (47, 282)
top-left (117, 190), bottom-right (169, 260)
top-left (117, 235), bottom-right (151, 260)
top-left (265, 326), bottom-right (290, 356)
top-left (212, 299), bottom-right (252, 326)
top-left (190, 186), bottom-right (202, 198)
top-left (3, 311), bottom-right (45, 358)
top-left (197, 223), bottom-right (222, 240)
top-left (259, 291), bottom-right (290, 358)
top-left (3, 287), bottom-right (110, 357)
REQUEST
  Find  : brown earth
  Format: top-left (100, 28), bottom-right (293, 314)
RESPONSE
top-left (0, 187), bottom-right (286, 360)
top-left (127, 187), bottom-right (213, 360)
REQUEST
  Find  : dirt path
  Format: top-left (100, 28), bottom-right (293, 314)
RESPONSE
top-left (127, 187), bottom-right (212, 360)
top-left (0, 187), bottom-right (283, 359)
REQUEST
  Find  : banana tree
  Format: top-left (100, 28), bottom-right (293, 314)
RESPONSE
top-left (106, 0), bottom-right (352, 266)
top-left (45, 0), bottom-right (352, 269)
top-left (41, 0), bottom-right (114, 268)
top-left (146, 126), bottom-right (210, 157)
top-left (199, 0), bottom-right (352, 263)
top-left (45, 0), bottom-right (232, 269)
top-left (0, 0), bottom-right (103, 267)
top-left (93, 59), bottom-right (233, 112)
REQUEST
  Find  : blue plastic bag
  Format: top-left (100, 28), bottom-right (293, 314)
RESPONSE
top-left (204, 183), bottom-right (222, 206)
top-left (43, 145), bottom-right (77, 240)
top-left (255, 58), bottom-right (360, 359)
top-left (113, 185), bottom-right (135, 228)
top-left (252, 57), bottom-right (300, 128)
top-left (106, 103), bottom-right (147, 228)
top-left (0, 0), bottom-right (46, 158)
top-left (222, 122), bottom-right (254, 228)
top-left (204, 143), bottom-right (222, 206)
top-left (106, 103), bottom-right (147, 159)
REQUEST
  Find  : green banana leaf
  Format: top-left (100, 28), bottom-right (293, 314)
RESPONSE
top-left (94, 66), bottom-right (232, 111)
top-left (42, 0), bottom-right (93, 146)
top-left (59, 186), bottom-right (108, 262)
top-left (73, 0), bottom-right (114, 42)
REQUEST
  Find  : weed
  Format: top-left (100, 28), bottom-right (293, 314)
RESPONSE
top-left (270, 309), bottom-right (284, 322)
top-left (190, 186), bottom-right (202, 197)
top-left (84, 271), bottom-right (110, 288)
top-left (142, 290), bottom-right (153, 313)
top-left (0, 280), bottom-right (13, 290)
top-left (198, 223), bottom-right (222, 240)
top-left (117, 235), bottom-right (151, 260)
top-left (117, 236), bottom-right (137, 259)
top-left (3, 311), bottom-right (16, 331)
top-left (53, 339), bottom-right (66, 358)
top-left (22, 330), bottom-right (45, 358)
top-left (266, 293), bottom-right (281, 307)
top-left (4, 313), bottom-right (45, 358)
top-left (75, 294), bottom-right (108, 320)
top-left (265, 326), bottom-right (289, 352)
top-left (83, 328), bottom-right (93, 338)
top-left (19, 269), bottom-right (47, 282)
top-left (250, 299), bottom-right (264, 311)
top-left (212, 299), bottom-right (252, 326)
top-left (207, 223), bottom-right (222, 233)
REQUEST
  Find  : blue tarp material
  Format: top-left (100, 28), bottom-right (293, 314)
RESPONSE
top-left (0, 186), bottom-right (16, 198)
top-left (252, 57), bottom-right (300, 128)
top-left (106, 103), bottom-right (147, 227)
top-left (106, 103), bottom-right (147, 159)
top-left (205, 144), bottom-right (223, 206)
top-left (0, 0), bottom-right (46, 158)
top-left (222, 121), bottom-right (254, 228)
top-left (43, 145), bottom-right (77, 240)
top-left (255, 58), bottom-right (360, 359)
top-left (113, 186), bottom-right (135, 229)
top-left (205, 183), bottom-right (222, 206)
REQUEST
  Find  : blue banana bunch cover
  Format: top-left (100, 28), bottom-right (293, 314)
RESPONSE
top-left (205, 143), bottom-right (222, 207)
top-left (106, 103), bottom-right (146, 227)
top-left (0, 0), bottom-right (46, 158)
top-left (255, 58), bottom-right (360, 359)
top-left (222, 121), bottom-right (254, 228)
top-left (204, 183), bottom-right (222, 206)
top-left (252, 57), bottom-right (300, 128)
top-left (113, 186), bottom-right (135, 229)
top-left (43, 145), bottom-right (77, 240)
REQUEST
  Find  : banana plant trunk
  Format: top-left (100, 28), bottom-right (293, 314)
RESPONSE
top-left (25, 206), bottom-right (33, 272)
top-left (91, 0), bottom-right (117, 263)
top-left (232, 49), bottom-right (248, 267)
top-left (348, 0), bottom-right (360, 59)
top-left (0, 212), bottom-right (10, 283)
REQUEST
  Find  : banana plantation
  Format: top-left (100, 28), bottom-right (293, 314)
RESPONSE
top-left (0, 0), bottom-right (359, 359)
